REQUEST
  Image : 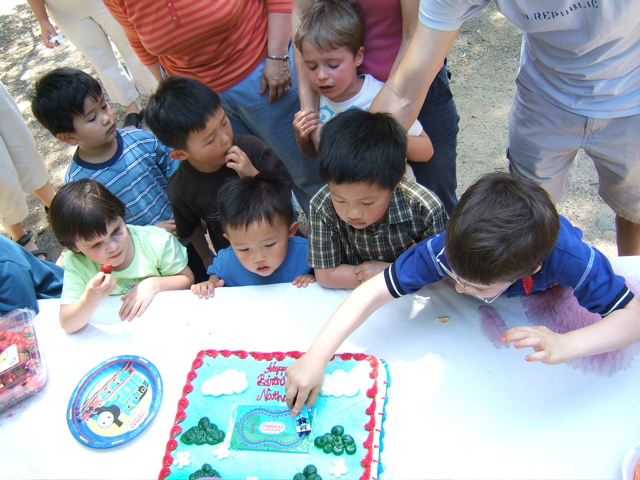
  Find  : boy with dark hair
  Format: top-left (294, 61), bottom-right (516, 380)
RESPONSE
top-left (292, 0), bottom-right (432, 172)
top-left (308, 108), bottom-right (447, 289)
top-left (144, 76), bottom-right (294, 274)
top-left (285, 172), bottom-right (640, 415)
top-left (191, 174), bottom-right (314, 298)
top-left (31, 67), bottom-right (177, 232)
top-left (48, 179), bottom-right (193, 332)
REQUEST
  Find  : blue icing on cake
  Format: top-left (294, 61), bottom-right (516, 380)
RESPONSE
top-left (159, 350), bottom-right (389, 480)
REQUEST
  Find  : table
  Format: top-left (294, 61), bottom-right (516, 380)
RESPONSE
top-left (2, 257), bottom-right (640, 479)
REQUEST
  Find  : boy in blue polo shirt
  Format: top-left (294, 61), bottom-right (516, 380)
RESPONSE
top-left (191, 174), bottom-right (314, 299)
top-left (285, 172), bottom-right (640, 414)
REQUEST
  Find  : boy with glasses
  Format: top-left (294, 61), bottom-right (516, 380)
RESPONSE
top-left (286, 172), bottom-right (640, 414)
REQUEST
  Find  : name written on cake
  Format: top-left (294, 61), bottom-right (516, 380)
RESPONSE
top-left (255, 361), bottom-right (286, 402)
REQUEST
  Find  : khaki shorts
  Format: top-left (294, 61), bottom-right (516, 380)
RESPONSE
top-left (0, 82), bottom-right (49, 226)
top-left (507, 81), bottom-right (640, 223)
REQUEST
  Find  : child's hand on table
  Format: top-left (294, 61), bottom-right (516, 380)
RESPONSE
top-left (354, 260), bottom-right (390, 284)
top-left (502, 325), bottom-right (570, 364)
top-left (285, 352), bottom-right (326, 416)
top-left (119, 278), bottom-right (160, 321)
top-left (191, 275), bottom-right (225, 299)
top-left (292, 274), bottom-right (316, 288)
top-left (225, 146), bottom-right (258, 178)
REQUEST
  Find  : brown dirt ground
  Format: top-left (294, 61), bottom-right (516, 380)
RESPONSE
top-left (0, 1), bottom-right (617, 263)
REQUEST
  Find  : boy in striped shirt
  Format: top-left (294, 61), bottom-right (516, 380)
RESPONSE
top-left (32, 67), bottom-right (176, 233)
top-left (32, 67), bottom-right (208, 281)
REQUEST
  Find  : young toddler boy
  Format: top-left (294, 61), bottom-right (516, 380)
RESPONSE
top-left (144, 76), bottom-right (294, 274)
top-left (31, 67), bottom-right (177, 233)
top-left (308, 109), bottom-right (447, 289)
top-left (48, 179), bottom-right (194, 333)
top-left (286, 172), bottom-right (640, 414)
top-left (191, 174), bottom-right (315, 299)
top-left (292, 0), bottom-right (433, 170)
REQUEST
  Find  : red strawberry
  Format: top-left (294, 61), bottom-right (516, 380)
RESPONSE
top-left (100, 264), bottom-right (114, 274)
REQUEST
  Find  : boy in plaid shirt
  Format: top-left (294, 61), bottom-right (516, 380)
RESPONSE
top-left (308, 109), bottom-right (447, 289)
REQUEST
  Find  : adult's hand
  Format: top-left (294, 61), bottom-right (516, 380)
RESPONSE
top-left (261, 57), bottom-right (292, 104)
top-left (261, 12), bottom-right (292, 104)
top-left (26, 0), bottom-right (58, 48)
top-left (370, 23), bottom-right (459, 130)
top-left (39, 21), bottom-right (59, 49)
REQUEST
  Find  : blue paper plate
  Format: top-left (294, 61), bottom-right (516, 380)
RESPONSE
top-left (66, 355), bottom-right (162, 449)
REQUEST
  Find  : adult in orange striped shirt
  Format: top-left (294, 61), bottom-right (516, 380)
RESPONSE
top-left (103, 0), bottom-right (324, 217)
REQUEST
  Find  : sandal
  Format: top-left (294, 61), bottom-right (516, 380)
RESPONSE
top-left (123, 111), bottom-right (143, 129)
top-left (16, 231), bottom-right (48, 261)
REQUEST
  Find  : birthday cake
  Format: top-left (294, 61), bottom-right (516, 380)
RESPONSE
top-left (159, 350), bottom-right (389, 480)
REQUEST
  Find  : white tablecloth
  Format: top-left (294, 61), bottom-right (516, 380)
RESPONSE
top-left (1, 257), bottom-right (640, 479)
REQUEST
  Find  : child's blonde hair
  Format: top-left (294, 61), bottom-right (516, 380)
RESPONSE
top-left (294, 0), bottom-right (364, 56)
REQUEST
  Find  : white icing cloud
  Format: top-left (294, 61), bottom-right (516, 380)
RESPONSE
top-left (320, 362), bottom-right (370, 397)
top-left (246, 477), bottom-right (259, 480)
top-left (201, 369), bottom-right (248, 396)
top-left (329, 458), bottom-right (348, 477)
top-left (172, 451), bottom-right (190, 469)
top-left (213, 443), bottom-right (229, 460)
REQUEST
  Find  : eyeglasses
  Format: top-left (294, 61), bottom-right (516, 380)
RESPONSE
top-left (435, 248), bottom-right (512, 304)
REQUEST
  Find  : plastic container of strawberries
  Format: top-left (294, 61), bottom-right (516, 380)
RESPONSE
top-left (0, 308), bottom-right (47, 412)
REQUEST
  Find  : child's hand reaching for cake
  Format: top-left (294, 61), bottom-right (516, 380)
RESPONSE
top-left (285, 353), bottom-right (326, 416)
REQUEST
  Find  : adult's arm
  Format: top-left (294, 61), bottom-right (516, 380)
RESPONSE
top-left (292, 0), bottom-right (321, 149)
top-left (370, 23), bottom-right (459, 130)
top-left (26, 0), bottom-right (57, 48)
top-left (262, 12), bottom-right (293, 104)
top-left (146, 62), bottom-right (164, 84)
top-left (387, 0), bottom-right (420, 79)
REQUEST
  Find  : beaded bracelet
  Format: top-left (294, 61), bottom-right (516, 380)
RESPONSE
top-left (266, 54), bottom-right (290, 61)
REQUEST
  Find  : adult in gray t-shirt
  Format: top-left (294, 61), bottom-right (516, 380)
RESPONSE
top-left (370, 0), bottom-right (640, 256)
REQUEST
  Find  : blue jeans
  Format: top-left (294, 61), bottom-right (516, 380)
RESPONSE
top-left (218, 45), bottom-right (324, 218)
top-left (408, 63), bottom-right (460, 215)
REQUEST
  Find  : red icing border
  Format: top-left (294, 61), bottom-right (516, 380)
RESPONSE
top-left (158, 350), bottom-right (380, 480)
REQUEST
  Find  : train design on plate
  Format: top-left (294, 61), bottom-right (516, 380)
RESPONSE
top-left (77, 361), bottom-right (149, 428)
